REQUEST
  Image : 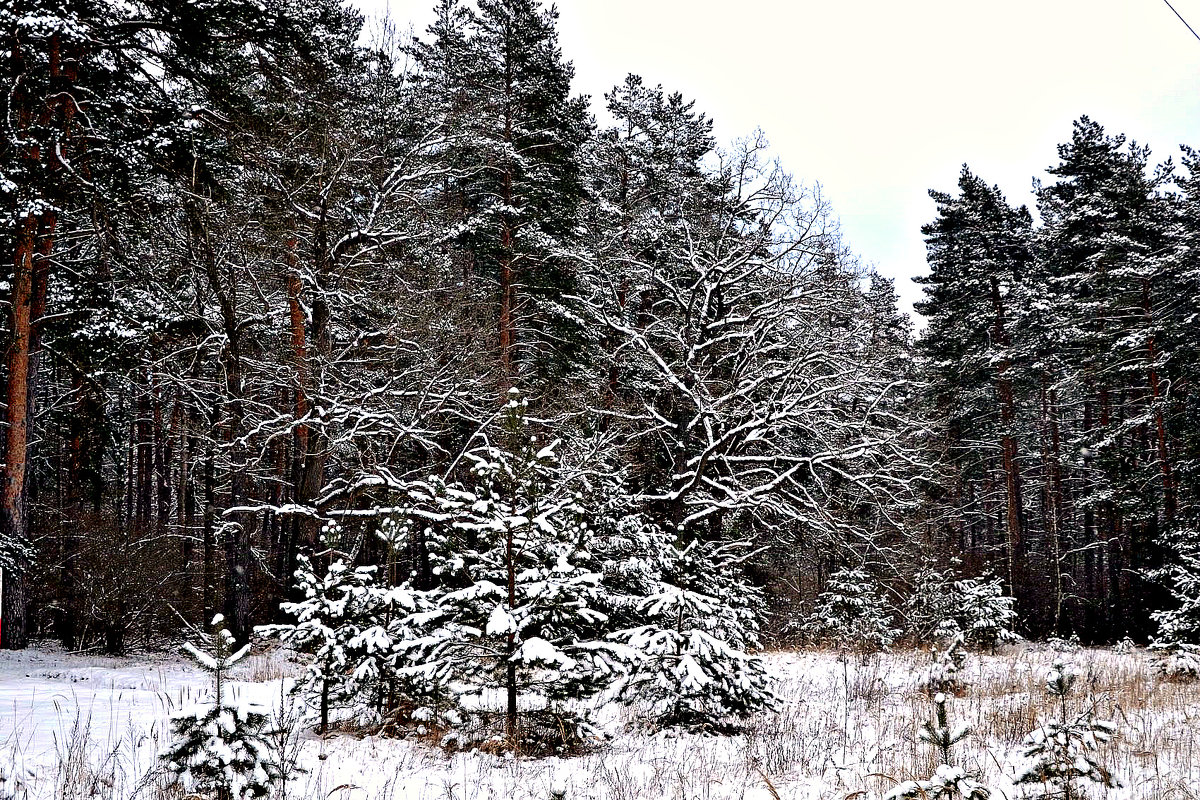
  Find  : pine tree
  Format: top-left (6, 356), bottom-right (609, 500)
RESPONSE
top-left (1014, 660), bottom-right (1120, 799)
top-left (905, 567), bottom-right (1017, 650)
top-left (886, 693), bottom-right (991, 800)
top-left (610, 536), bottom-right (777, 731)
top-left (0, 0), bottom-right (321, 651)
top-left (162, 615), bottom-right (281, 800)
top-left (1034, 117), bottom-right (1178, 637)
top-left (412, 0), bottom-right (593, 394)
top-left (916, 166), bottom-right (1035, 627)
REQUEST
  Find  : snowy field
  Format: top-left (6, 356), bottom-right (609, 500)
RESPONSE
top-left (2, 643), bottom-right (1198, 800)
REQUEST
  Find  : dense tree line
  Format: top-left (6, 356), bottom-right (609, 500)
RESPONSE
top-left (0, 0), bottom-right (920, 653)
top-left (5, 0), bottom-right (1198, 665)
top-left (917, 117), bottom-right (1200, 640)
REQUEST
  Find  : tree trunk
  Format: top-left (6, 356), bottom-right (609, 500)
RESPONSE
top-left (1, 216), bottom-right (39, 650)
top-left (505, 520), bottom-right (518, 747)
top-left (203, 448), bottom-right (216, 622)
top-left (990, 276), bottom-right (1026, 617)
top-left (283, 238), bottom-right (311, 592)
top-left (498, 36), bottom-right (517, 396)
top-left (1040, 376), bottom-right (1064, 633)
top-left (1, 20), bottom-right (77, 651)
top-left (1142, 279), bottom-right (1176, 519)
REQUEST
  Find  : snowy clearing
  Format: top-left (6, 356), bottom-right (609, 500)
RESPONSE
top-left (1, 643), bottom-right (1197, 800)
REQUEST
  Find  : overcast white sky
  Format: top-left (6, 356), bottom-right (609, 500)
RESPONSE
top-left (352, 0), bottom-right (1200, 320)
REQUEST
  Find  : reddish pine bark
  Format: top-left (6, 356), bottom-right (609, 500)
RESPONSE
top-left (1142, 279), bottom-right (1176, 519)
top-left (1, 217), bottom-right (38, 650)
top-left (990, 276), bottom-right (1026, 609)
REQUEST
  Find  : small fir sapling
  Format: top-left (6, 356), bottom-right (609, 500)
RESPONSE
top-left (904, 567), bottom-right (1018, 649)
top-left (952, 576), bottom-right (1019, 649)
top-left (886, 765), bottom-right (991, 800)
top-left (1150, 641), bottom-right (1200, 680)
top-left (344, 579), bottom-right (426, 727)
top-left (1014, 660), bottom-right (1119, 799)
top-left (161, 615), bottom-right (281, 800)
top-left (262, 520), bottom-right (429, 733)
top-left (904, 563), bottom-right (967, 641)
top-left (1045, 634), bottom-right (1083, 654)
top-left (563, 466), bottom-right (779, 733)
top-left (922, 693), bottom-right (971, 765)
top-left (390, 393), bottom-right (624, 752)
top-left (885, 693), bottom-right (990, 800)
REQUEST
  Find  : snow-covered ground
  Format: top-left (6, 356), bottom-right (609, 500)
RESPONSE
top-left (2, 643), bottom-right (1197, 799)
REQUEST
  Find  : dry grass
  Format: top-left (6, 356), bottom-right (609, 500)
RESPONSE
top-left (1, 706), bottom-right (180, 800)
top-left (737, 644), bottom-right (1200, 799)
top-left (5, 643), bottom-right (1199, 799)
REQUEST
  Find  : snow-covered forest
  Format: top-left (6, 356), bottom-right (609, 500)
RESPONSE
top-left (2, 0), bottom-right (1200, 797)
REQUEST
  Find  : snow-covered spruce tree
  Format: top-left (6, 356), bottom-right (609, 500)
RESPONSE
top-left (804, 568), bottom-right (899, 654)
top-left (258, 527), bottom-right (384, 734)
top-left (885, 693), bottom-right (990, 800)
top-left (393, 392), bottom-right (621, 752)
top-left (572, 475), bottom-right (676, 632)
top-left (1151, 641), bottom-right (1200, 682)
top-left (904, 567), bottom-right (1018, 650)
top-left (536, 453), bottom-right (777, 733)
top-left (887, 766), bottom-right (991, 800)
top-left (951, 576), bottom-right (1019, 650)
top-left (1149, 523), bottom-right (1200, 679)
top-left (1014, 661), bottom-right (1119, 799)
top-left (611, 541), bottom-right (779, 732)
top-left (922, 693), bottom-right (971, 766)
top-left (262, 522), bottom-right (434, 733)
top-left (341, 567), bottom-right (431, 729)
top-left (660, 537), bottom-right (770, 652)
top-left (904, 563), bottom-right (969, 642)
top-left (350, 518), bottom-right (443, 721)
top-left (162, 616), bottom-right (281, 800)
